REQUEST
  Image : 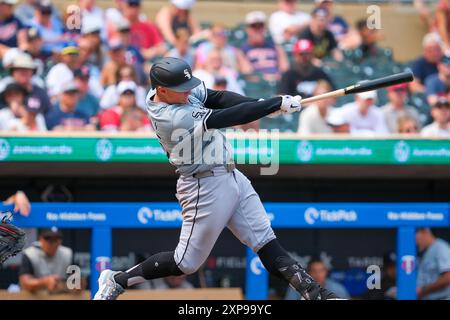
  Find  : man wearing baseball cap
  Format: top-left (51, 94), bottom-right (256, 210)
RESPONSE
top-left (29, 0), bottom-right (65, 54)
top-left (425, 54), bottom-right (450, 106)
top-left (45, 80), bottom-right (92, 131)
top-left (298, 7), bottom-right (343, 61)
top-left (241, 11), bottom-right (289, 81)
top-left (278, 39), bottom-right (333, 98)
top-left (421, 97), bottom-right (450, 137)
top-left (339, 90), bottom-right (389, 136)
top-left (19, 227), bottom-right (83, 294)
top-left (45, 42), bottom-right (80, 98)
top-left (98, 80), bottom-right (151, 132)
top-left (123, 0), bottom-right (166, 61)
top-left (0, 53), bottom-right (52, 115)
top-left (262, 39), bottom-right (333, 132)
top-left (380, 83), bottom-right (421, 133)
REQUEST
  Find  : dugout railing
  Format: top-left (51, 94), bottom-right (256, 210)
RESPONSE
top-left (3, 202), bottom-right (449, 300)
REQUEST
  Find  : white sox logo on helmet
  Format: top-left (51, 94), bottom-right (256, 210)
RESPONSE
top-left (184, 69), bottom-right (191, 79)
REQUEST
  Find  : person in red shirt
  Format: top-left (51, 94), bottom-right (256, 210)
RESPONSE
top-left (123, 0), bottom-right (167, 60)
top-left (99, 80), bottom-right (152, 132)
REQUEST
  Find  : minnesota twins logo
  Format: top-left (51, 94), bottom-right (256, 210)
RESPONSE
top-left (184, 69), bottom-right (191, 79)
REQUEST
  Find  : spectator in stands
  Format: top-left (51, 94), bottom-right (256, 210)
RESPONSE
top-left (19, 227), bottom-right (82, 293)
top-left (354, 18), bottom-right (384, 61)
top-left (314, 0), bottom-right (357, 50)
top-left (116, 19), bottom-right (148, 85)
top-left (326, 108), bottom-right (350, 134)
top-left (298, 80), bottom-right (335, 134)
top-left (0, 82), bottom-right (47, 131)
top-left (338, 91), bottom-right (389, 136)
top-left (100, 64), bottom-right (147, 110)
top-left (80, 19), bottom-right (107, 69)
top-left (77, 37), bottom-right (104, 99)
top-left (0, 0), bottom-right (27, 54)
top-left (46, 43), bottom-right (81, 99)
top-left (241, 11), bottom-right (289, 82)
top-left (195, 23), bottom-right (252, 73)
top-left (79, 0), bottom-right (106, 39)
top-left (269, 0), bottom-right (310, 45)
top-left (380, 83), bottom-right (421, 133)
top-left (425, 54), bottom-right (450, 106)
top-left (99, 80), bottom-right (151, 132)
top-left (100, 39), bottom-right (128, 87)
top-left (23, 27), bottom-right (52, 78)
top-left (298, 7), bottom-right (343, 61)
top-left (435, 0), bottom-right (450, 54)
top-left (398, 116), bottom-right (420, 134)
top-left (410, 33), bottom-right (443, 93)
top-left (193, 48), bottom-right (244, 94)
top-left (14, 0), bottom-right (40, 23)
top-left (123, 0), bottom-right (166, 61)
top-left (416, 228), bottom-right (450, 300)
top-left (29, 0), bottom-right (65, 55)
top-left (278, 39), bottom-right (333, 98)
top-left (421, 97), bottom-right (450, 137)
top-left (1, 53), bottom-right (51, 113)
top-left (156, 0), bottom-right (201, 47)
top-left (165, 28), bottom-right (196, 68)
top-left (285, 258), bottom-right (350, 300)
top-left (74, 66), bottom-right (100, 118)
top-left (45, 80), bottom-right (93, 131)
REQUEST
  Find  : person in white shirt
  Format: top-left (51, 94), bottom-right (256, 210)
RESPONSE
top-left (298, 80), bottom-right (335, 134)
top-left (269, 0), bottom-right (311, 44)
top-left (338, 91), bottom-right (389, 136)
top-left (421, 97), bottom-right (450, 137)
top-left (45, 44), bottom-right (80, 99)
top-left (193, 48), bottom-right (244, 95)
top-left (380, 83), bottom-right (421, 133)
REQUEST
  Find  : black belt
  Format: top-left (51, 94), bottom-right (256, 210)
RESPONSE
top-left (192, 163), bottom-right (235, 179)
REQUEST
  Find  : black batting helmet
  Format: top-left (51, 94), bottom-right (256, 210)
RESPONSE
top-left (150, 57), bottom-right (201, 92)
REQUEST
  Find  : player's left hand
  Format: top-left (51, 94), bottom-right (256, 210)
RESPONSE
top-left (280, 95), bottom-right (302, 114)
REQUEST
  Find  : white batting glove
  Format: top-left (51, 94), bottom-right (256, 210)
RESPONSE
top-left (280, 95), bottom-right (302, 114)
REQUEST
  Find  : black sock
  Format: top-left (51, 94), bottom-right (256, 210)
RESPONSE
top-left (257, 239), bottom-right (300, 279)
top-left (114, 251), bottom-right (183, 288)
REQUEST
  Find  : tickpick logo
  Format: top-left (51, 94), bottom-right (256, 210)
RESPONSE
top-left (304, 207), bottom-right (320, 225)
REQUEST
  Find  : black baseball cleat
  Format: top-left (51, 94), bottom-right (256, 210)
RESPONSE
top-left (280, 263), bottom-right (343, 300)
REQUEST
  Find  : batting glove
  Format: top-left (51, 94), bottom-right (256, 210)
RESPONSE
top-left (280, 95), bottom-right (302, 114)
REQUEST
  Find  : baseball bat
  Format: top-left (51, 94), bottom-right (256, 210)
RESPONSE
top-left (301, 71), bottom-right (414, 105)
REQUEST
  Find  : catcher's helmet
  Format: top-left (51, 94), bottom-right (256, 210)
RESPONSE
top-left (150, 57), bottom-right (201, 92)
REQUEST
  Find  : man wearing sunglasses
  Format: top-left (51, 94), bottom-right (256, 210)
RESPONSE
top-left (241, 11), bottom-right (289, 82)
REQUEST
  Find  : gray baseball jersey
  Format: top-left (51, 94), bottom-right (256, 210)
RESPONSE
top-left (145, 82), bottom-right (233, 176)
top-left (145, 83), bottom-right (276, 275)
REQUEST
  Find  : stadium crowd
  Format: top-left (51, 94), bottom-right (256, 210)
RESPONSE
top-left (0, 0), bottom-right (449, 136)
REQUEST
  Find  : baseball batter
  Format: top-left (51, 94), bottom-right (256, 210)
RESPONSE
top-left (94, 57), bottom-right (339, 300)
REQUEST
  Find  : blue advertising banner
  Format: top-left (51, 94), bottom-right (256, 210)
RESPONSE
top-left (2, 202), bottom-right (449, 300)
top-left (7, 202), bottom-right (449, 228)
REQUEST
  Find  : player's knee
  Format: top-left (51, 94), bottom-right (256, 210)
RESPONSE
top-left (177, 263), bottom-right (200, 275)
